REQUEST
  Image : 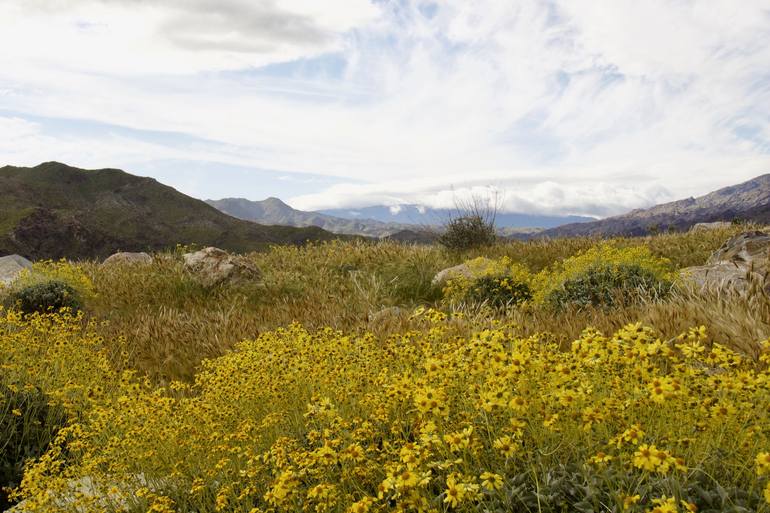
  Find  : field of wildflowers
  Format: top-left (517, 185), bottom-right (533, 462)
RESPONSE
top-left (2, 224), bottom-right (770, 512)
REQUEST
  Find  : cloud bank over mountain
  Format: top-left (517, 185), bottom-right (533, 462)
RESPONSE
top-left (1, 1), bottom-right (769, 217)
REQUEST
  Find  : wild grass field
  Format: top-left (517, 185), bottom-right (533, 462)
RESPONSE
top-left (2, 224), bottom-right (770, 513)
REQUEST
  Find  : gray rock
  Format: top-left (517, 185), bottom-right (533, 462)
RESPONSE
top-left (0, 254), bottom-right (32, 286)
top-left (431, 263), bottom-right (473, 286)
top-left (679, 262), bottom-right (765, 295)
top-left (707, 230), bottom-right (770, 267)
top-left (182, 247), bottom-right (260, 287)
top-left (102, 252), bottom-right (153, 266)
top-left (431, 257), bottom-right (495, 286)
top-left (680, 231), bottom-right (770, 295)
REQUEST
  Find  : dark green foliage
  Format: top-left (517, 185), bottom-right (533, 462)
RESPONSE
top-left (546, 264), bottom-right (672, 310)
top-left (0, 386), bottom-right (66, 509)
top-left (437, 215), bottom-right (496, 251)
top-left (8, 281), bottom-right (81, 315)
top-left (464, 276), bottom-right (532, 308)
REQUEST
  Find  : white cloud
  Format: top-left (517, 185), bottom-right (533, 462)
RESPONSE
top-left (1, 0), bottom-right (769, 217)
top-left (287, 168), bottom-right (675, 217)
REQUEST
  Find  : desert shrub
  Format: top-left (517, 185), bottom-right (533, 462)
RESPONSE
top-left (6, 281), bottom-right (81, 315)
top-left (438, 214), bottom-right (496, 251)
top-left (536, 243), bottom-right (675, 310)
top-left (0, 386), bottom-right (66, 510)
top-left (545, 264), bottom-right (672, 310)
top-left (443, 256), bottom-right (532, 308)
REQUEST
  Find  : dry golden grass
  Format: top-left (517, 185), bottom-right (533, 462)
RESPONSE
top-left (49, 223), bottom-right (761, 383)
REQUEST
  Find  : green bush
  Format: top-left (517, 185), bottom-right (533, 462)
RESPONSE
top-left (0, 386), bottom-right (66, 509)
top-left (463, 275), bottom-right (532, 308)
top-left (7, 280), bottom-right (82, 316)
top-left (437, 215), bottom-right (496, 251)
top-left (545, 263), bottom-right (672, 310)
top-left (442, 257), bottom-right (533, 309)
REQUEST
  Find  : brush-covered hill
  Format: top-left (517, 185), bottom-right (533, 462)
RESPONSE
top-left (538, 174), bottom-right (770, 238)
top-left (0, 162), bottom-right (341, 260)
top-left (206, 197), bottom-right (416, 238)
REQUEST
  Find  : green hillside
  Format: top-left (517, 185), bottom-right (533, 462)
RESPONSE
top-left (0, 162), bottom-right (341, 260)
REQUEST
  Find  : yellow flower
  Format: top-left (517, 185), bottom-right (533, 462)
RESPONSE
top-left (622, 494), bottom-right (641, 510)
top-left (756, 452), bottom-right (770, 476)
top-left (444, 474), bottom-right (464, 508)
top-left (480, 471), bottom-right (503, 491)
top-left (493, 436), bottom-right (519, 458)
top-left (395, 469), bottom-right (420, 489)
top-left (414, 386), bottom-right (449, 417)
top-left (443, 426), bottom-right (473, 452)
top-left (588, 451), bottom-right (613, 465)
top-left (633, 444), bottom-right (664, 472)
top-left (648, 496), bottom-right (679, 513)
top-left (348, 497), bottom-right (375, 513)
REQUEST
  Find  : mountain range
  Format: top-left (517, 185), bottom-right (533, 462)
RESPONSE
top-left (537, 173), bottom-right (770, 238)
top-left (205, 197), bottom-right (419, 238)
top-left (1, 163), bottom-right (769, 261)
top-left (206, 198), bottom-right (593, 239)
top-left (0, 162), bottom-right (340, 260)
top-left (319, 205), bottom-right (593, 229)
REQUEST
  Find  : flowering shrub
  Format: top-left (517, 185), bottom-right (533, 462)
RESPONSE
top-left (6, 281), bottom-right (82, 316)
top-left (8, 311), bottom-right (770, 513)
top-left (0, 309), bottom-right (116, 509)
top-left (3, 260), bottom-right (96, 312)
top-left (442, 257), bottom-right (533, 308)
top-left (535, 244), bottom-right (676, 309)
top-left (0, 385), bottom-right (66, 510)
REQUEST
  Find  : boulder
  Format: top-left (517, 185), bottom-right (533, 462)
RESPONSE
top-left (182, 247), bottom-right (260, 287)
top-left (102, 252), bottom-right (153, 266)
top-left (431, 257), bottom-right (495, 286)
top-left (679, 263), bottom-right (765, 295)
top-left (0, 254), bottom-right (32, 286)
top-left (706, 230), bottom-right (770, 267)
top-left (431, 263), bottom-right (473, 286)
top-left (690, 221), bottom-right (731, 232)
top-left (680, 231), bottom-right (770, 295)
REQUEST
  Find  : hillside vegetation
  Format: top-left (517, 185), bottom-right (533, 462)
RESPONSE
top-left (2, 225), bottom-right (770, 512)
top-left (0, 162), bottom-right (341, 260)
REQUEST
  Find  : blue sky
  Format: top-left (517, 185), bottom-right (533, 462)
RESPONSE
top-left (1, 0), bottom-right (769, 217)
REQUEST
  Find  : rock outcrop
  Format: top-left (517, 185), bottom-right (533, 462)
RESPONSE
top-left (0, 254), bottom-right (32, 285)
top-left (182, 247), bottom-right (260, 287)
top-left (432, 263), bottom-right (474, 287)
top-left (680, 231), bottom-right (770, 295)
top-left (431, 257), bottom-right (495, 286)
top-left (102, 252), bottom-right (153, 266)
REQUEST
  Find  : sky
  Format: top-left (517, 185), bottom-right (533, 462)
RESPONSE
top-left (1, 0), bottom-right (769, 218)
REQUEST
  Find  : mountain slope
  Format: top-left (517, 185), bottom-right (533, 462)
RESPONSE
top-left (206, 197), bottom-right (416, 238)
top-left (0, 162), bottom-right (340, 260)
top-left (538, 174), bottom-right (770, 238)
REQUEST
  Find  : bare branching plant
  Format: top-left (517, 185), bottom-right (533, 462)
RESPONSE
top-left (436, 188), bottom-right (501, 251)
